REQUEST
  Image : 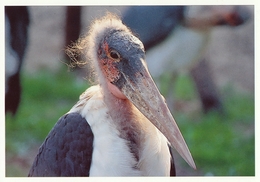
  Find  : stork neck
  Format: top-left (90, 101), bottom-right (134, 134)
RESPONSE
top-left (101, 81), bottom-right (143, 161)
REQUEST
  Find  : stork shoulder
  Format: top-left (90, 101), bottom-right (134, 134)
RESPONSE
top-left (28, 112), bottom-right (94, 176)
top-left (69, 85), bottom-right (102, 114)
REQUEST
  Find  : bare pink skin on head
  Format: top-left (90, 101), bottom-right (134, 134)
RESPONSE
top-left (99, 41), bottom-right (127, 100)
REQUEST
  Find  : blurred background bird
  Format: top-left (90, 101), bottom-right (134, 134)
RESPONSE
top-left (123, 6), bottom-right (250, 113)
top-left (5, 6), bottom-right (30, 116)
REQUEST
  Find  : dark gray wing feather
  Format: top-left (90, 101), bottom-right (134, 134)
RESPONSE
top-left (28, 112), bottom-right (94, 176)
top-left (168, 145), bottom-right (176, 176)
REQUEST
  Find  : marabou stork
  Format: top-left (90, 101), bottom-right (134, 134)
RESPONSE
top-left (28, 13), bottom-right (196, 176)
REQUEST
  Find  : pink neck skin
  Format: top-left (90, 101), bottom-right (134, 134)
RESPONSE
top-left (107, 81), bottom-right (127, 100)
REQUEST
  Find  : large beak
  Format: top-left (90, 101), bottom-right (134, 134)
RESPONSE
top-left (115, 56), bottom-right (196, 169)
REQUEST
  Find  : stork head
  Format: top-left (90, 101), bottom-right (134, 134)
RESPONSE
top-left (71, 13), bottom-right (196, 169)
top-left (96, 24), bottom-right (146, 100)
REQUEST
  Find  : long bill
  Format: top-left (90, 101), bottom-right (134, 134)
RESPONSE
top-left (118, 58), bottom-right (196, 169)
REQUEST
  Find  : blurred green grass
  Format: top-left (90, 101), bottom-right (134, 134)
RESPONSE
top-left (5, 67), bottom-right (254, 176)
top-left (167, 74), bottom-right (254, 176)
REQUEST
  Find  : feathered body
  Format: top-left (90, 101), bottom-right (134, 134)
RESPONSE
top-left (68, 85), bottom-right (171, 176)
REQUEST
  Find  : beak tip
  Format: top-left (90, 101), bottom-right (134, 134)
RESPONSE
top-left (181, 149), bottom-right (196, 170)
top-left (169, 133), bottom-right (196, 170)
top-left (190, 159), bottom-right (197, 170)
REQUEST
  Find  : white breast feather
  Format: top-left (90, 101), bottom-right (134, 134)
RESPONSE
top-left (69, 85), bottom-right (171, 176)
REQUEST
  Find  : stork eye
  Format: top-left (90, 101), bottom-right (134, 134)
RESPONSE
top-left (109, 50), bottom-right (120, 60)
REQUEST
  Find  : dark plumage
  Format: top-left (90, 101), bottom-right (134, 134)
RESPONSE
top-left (28, 113), bottom-right (93, 176)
